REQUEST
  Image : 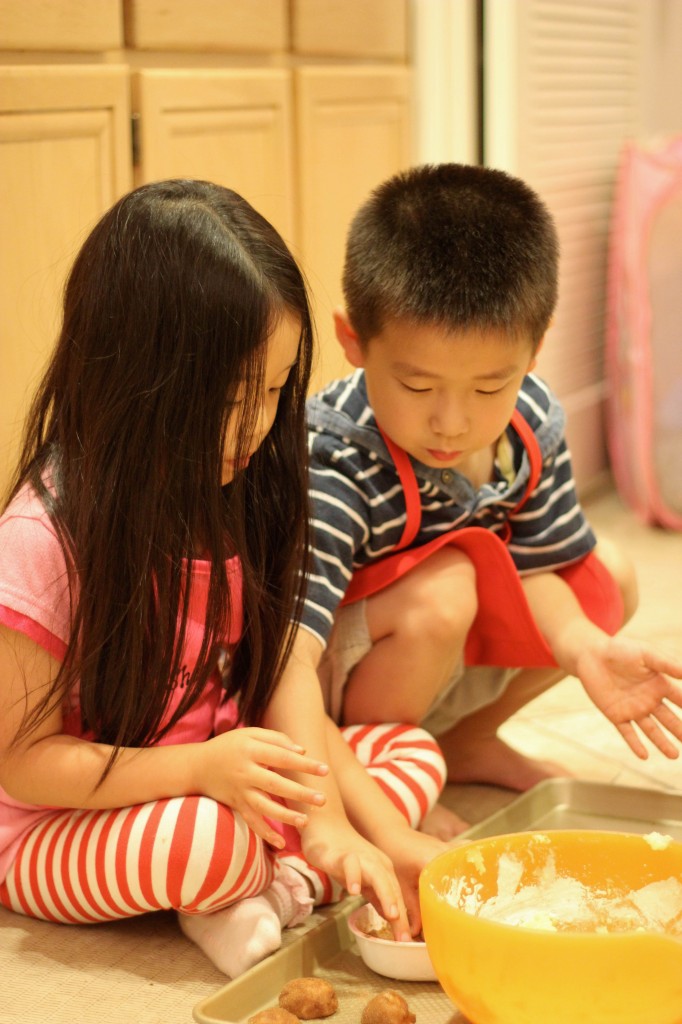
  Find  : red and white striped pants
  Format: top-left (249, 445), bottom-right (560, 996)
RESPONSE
top-left (0, 723), bottom-right (445, 923)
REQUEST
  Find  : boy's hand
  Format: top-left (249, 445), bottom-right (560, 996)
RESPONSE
top-left (195, 728), bottom-right (329, 848)
top-left (576, 637), bottom-right (682, 759)
top-left (300, 818), bottom-right (413, 942)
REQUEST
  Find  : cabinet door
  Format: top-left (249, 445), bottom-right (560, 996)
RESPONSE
top-left (295, 67), bottom-right (412, 390)
top-left (292, 0), bottom-right (408, 58)
top-left (134, 69), bottom-right (295, 246)
top-left (0, 66), bottom-right (132, 491)
top-left (125, 0), bottom-right (287, 53)
top-left (0, 0), bottom-right (122, 50)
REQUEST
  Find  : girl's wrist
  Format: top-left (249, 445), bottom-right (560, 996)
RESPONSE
top-left (178, 741), bottom-right (206, 797)
top-left (352, 807), bottom-right (413, 851)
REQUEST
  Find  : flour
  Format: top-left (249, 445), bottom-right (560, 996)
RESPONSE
top-left (644, 831), bottom-right (673, 851)
top-left (447, 834), bottom-right (682, 936)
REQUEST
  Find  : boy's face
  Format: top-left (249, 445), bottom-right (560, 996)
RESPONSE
top-left (335, 312), bottom-right (538, 474)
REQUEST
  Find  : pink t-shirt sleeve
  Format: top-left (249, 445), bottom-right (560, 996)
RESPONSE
top-left (0, 489), bottom-right (72, 651)
top-left (0, 606), bottom-right (66, 661)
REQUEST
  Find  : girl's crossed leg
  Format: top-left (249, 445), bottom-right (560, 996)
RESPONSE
top-left (0, 723), bottom-right (445, 976)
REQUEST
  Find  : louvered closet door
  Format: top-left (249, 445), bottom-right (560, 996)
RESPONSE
top-left (484, 0), bottom-right (646, 489)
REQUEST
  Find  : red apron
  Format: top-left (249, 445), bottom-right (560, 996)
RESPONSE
top-left (340, 410), bottom-right (624, 668)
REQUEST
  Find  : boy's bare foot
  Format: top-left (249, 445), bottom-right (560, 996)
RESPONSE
top-left (420, 802), bottom-right (470, 841)
top-left (442, 734), bottom-right (572, 792)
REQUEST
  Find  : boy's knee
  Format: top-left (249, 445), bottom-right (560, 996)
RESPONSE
top-left (403, 549), bottom-right (478, 643)
top-left (594, 537), bottom-right (639, 624)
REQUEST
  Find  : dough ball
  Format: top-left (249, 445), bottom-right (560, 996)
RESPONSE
top-left (361, 989), bottom-right (416, 1024)
top-left (248, 1010), bottom-right (300, 1024)
top-left (279, 977), bottom-right (338, 1019)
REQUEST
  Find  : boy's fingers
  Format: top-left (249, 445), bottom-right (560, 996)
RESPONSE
top-left (618, 722), bottom-right (648, 760)
top-left (656, 702), bottom-right (682, 740)
top-left (638, 714), bottom-right (680, 759)
top-left (647, 655), bottom-right (682, 679)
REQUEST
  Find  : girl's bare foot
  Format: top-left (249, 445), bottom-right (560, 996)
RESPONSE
top-left (420, 801), bottom-right (470, 840)
top-left (442, 734), bottom-right (572, 792)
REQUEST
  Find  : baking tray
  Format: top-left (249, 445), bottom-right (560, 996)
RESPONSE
top-left (193, 779), bottom-right (682, 1023)
top-left (458, 778), bottom-right (682, 842)
top-left (192, 899), bottom-right (464, 1024)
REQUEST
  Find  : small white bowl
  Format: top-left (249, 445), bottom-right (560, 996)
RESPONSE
top-left (348, 904), bottom-right (437, 982)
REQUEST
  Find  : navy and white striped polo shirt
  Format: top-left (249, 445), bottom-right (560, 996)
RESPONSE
top-left (302, 370), bottom-right (596, 648)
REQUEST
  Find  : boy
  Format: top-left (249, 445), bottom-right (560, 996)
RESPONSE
top-left (294, 163), bottom-right (682, 835)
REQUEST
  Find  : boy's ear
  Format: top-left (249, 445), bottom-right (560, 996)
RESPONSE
top-left (529, 332), bottom-right (546, 372)
top-left (333, 308), bottom-right (366, 368)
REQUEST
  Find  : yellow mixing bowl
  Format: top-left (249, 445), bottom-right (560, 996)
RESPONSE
top-left (419, 830), bottom-right (682, 1024)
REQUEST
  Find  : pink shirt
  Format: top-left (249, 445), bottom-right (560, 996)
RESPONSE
top-left (0, 485), bottom-right (242, 881)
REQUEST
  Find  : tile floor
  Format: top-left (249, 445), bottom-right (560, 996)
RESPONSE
top-left (443, 484), bottom-right (682, 827)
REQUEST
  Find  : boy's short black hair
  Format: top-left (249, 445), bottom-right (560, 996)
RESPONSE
top-left (342, 162), bottom-right (559, 348)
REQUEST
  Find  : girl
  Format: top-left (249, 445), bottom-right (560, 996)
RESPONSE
top-left (0, 180), bottom-right (447, 978)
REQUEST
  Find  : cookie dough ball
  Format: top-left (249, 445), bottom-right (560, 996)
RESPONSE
top-left (248, 1010), bottom-right (300, 1024)
top-left (361, 990), bottom-right (416, 1024)
top-left (279, 977), bottom-right (338, 1019)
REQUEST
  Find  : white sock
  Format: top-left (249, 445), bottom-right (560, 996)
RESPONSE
top-left (179, 895), bottom-right (282, 977)
top-left (178, 864), bottom-right (313, 977)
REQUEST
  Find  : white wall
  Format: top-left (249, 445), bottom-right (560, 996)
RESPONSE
top-left (411, 0), bottom-right (478, 165)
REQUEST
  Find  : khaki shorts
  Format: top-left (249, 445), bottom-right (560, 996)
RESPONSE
top-left (318, 599), bottom-right (518, 737)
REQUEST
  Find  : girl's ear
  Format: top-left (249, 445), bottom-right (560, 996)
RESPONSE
top-left (333, 308), bottom-right (365, 368)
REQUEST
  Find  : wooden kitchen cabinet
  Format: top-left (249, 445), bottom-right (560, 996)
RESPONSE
top-left (295, 66), bottom-right (412, 388)
top-left (133, 68), bottom-right (295, 244)
top-left (132, 64), bottom-right (411, 387)
top-left (0, 65), bottom-right (132, 488)
top-left (292, 0), bottom-right (408, 59)
top-left (0, 0), bottom-right (413, 493)
top-left (124, 0), bottom-right (288, 53)
top-left (0, 0), bottom-right (122, 51)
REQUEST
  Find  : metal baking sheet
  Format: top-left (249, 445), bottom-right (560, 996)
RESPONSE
top-left (193, 779), bottom-right (682, 1024)
top-left (192, 899), bottom-right (463, 1024)
top-left (459, 778), bottom-right (682, 841)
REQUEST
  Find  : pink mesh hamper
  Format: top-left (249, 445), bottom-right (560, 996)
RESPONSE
top-left (605, 136), bottom-right (682, 529)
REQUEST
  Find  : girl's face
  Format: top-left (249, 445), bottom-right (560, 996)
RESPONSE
top-left (221, 313), bottom-right (301, 485)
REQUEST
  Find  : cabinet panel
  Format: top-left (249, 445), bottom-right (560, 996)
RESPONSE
top-left (124, 0), bottom-right (288, 53)
top-left (292, 0), bottom-right (407, 58)
top-left (134, 69), bottom-right (294, 245)
top-left (295, 67), bottom-right (412, 390)
top-left (0, 66), bottom-right (132, 492)
top-left (0, 0), bottom-right (122, 51)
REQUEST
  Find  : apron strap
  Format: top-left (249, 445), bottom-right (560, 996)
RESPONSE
top-left (508, 408), bottom-right (543, 514)
top-left (377, 424), bottom-right (422, 551)
top-left (378, 408), bottom-right (542, 550)
top-left (339, 410), bottom-right (623, 666)
top-left (341, 408), bottom-right (543, 608)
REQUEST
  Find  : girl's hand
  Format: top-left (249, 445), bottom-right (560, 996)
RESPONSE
top-left (577, 637), bottom-right (682, 759)
top-left (301, 817), bottom-right (413, 942)
top-left (375, 825), bottom-right (450, 936)
top-left (193, 728), bottom-right (329, 848)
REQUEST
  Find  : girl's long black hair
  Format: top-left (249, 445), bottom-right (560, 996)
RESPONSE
top-left (7, 179), bottom-right (313, 770)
